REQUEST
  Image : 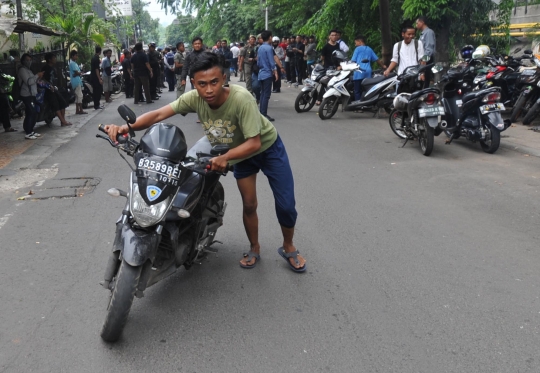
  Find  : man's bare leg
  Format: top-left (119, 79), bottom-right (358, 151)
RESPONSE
top-left (281, 226), bottom-right (306, 269)
top-left (237, 174), bottom-right (260, 266)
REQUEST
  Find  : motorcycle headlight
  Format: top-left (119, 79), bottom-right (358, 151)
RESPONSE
top-left (130, 183), bottom-right (172, 227)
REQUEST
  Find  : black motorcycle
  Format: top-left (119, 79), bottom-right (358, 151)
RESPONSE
top-left (509, 59), bottom-right (540, 123)
top-left (389, 62), bottom-right (445, 156)
top-left (97, 105), bottom-right (230, 342)
top-left (440, 72), bottom-right (510, 154)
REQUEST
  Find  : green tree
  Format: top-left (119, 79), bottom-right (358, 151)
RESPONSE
top-left (402, 0), bottom-right (514, 63)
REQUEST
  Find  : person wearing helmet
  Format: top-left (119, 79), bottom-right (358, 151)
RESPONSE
top-left (384, 26), bottom-right (425, 77)
top-left (460, 45), bottom-right (474, 60)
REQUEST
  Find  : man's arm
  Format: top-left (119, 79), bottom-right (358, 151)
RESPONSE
top-left (424, 30), bottom-right (435, 58)
top-left (384, 43), bottom-right (399, 76)
top-left (104, 105), bottom-right (177, 141)
top-left (145, 62), bottom-right (153, 77)
top-left (340, 41), bottom-right (349, 53)
top-left (210, 135), bottom-right (261, 172)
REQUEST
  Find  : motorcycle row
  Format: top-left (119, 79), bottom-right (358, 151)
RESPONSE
top-left (294, 46), bottom-right (540, 156)
top-left (0, 63), bottom-right (124, 126)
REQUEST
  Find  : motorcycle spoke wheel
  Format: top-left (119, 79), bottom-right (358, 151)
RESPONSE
top-left (100, 261), bottom-right (142, 342)
top-left (294, 91), bottom-right (316, 113)
top-left (318, 97), bottom-right (338, 120)
top-left (389, 109), bottom-right (407, 139)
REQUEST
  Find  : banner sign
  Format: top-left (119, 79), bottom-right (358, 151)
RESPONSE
top-left (104, 0), bottom-right (133, 18)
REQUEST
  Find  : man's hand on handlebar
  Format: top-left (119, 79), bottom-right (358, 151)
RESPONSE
top-left (209, 155), bottom-right (229, 173)
top-left (104, 124), bottom-right (129, 144)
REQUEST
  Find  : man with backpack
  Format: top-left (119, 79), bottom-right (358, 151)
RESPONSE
top-left (164, 47), bottom-right (176, 91)
top-left (383, 26), bottom-right (424, 77)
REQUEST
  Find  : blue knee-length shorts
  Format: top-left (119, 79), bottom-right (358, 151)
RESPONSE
top-left (233, 135), bottom-right (298, 228)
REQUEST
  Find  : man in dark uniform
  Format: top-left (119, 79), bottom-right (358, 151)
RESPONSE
top-left (90, 45), bottom-right (104, 110)
top-left (147, 42), bottom-right (161, 101)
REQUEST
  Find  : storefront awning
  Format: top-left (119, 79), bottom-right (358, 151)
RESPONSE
top-left (0, 18), bottom-right (65, 38)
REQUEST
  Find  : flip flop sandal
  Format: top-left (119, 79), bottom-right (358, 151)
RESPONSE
top-left (240, 250), bottom-right (260, 269)
top-left (277, 247), bottom-right (306, 273)
top-left (61, 123), bottom-right (73, 127)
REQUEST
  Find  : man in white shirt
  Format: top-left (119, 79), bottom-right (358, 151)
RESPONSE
top-left (384, 26), bottom-right (424, 77)
top-left (336, 30), bottom-right (349, 53)
top-left (231, 43), bottom-right (240, 77)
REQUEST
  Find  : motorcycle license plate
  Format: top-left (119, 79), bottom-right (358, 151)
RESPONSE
top-left (418, 106), bottom-right (445, 118)
top-left (480, 103), bottom-right (505, 114)
top-left (137, 157), bottom-right (181, 186)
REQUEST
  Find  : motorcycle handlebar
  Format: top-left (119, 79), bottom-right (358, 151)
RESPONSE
top-left (98, 124), bottom-right (129, 144)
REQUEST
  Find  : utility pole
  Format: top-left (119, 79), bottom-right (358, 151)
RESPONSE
top-left (265, 6), bottom-right (268, 30)
top-left (16, 0), bottom-right (24, 52)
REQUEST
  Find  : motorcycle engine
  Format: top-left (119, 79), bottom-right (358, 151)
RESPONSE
top-left (462, 116), bottom-right (479, 128)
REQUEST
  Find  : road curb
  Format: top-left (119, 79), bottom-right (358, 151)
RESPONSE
top-left (500, 138), bottom-right (540, 158)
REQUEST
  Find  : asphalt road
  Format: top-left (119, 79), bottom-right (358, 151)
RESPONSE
top-left (1, 79), bottom-right (539, 372)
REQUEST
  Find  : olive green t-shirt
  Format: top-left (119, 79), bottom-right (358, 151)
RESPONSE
top-left (169, 84), bottom-right (278, 164)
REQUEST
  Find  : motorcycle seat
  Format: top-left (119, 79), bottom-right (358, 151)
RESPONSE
top-left (462, 92), bottom-right (477, 103)
top-left (361, 73), bottom-right (395, 86)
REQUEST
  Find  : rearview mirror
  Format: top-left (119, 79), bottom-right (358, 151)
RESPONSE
top-left (210, 144), bottom-right (230, 155)
top-left (118, 105), bottom-right (137, 124)
top-left (525, 49), bottom-right (533, 55)
top-left (431, 64), bottom-right (444, 73)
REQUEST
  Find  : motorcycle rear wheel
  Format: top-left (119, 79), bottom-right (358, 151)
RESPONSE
top-left (318, 96), bottom-right (339, 120)
top-left (480, 127), bottom-right (500, 154)
top-left (294, 91), bottom-right (316, 113)
top-left (522, 101), bottom-right (540, 125)
top-left (100, 260), bottom-right (142, 342)
top-left (389, 109), bottom-right (407, 139)
top-left (510, 94), bottom-right (527, 123)
top-left (418, 120), bottom-right (434, 156)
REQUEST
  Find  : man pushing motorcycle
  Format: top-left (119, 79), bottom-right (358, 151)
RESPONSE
top-left (104, 51), bottom-right (306, 272)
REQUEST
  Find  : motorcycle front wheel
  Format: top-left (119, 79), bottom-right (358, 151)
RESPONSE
top-left (389, 109), bottom-right (407, 139)
top-left (318, 96), bottom-right (339, 120)
top-left (294, 90), bottom-right (316, 113)
top-left (418, 120), bottom-right (434, 156)
top-left (100, 260), bottom-right (142, 342)
top-left (112, 80), bottom-right (122, 95)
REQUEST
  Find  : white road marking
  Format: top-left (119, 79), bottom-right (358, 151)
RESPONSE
top-left (0, 213), bottom-right (13, 230)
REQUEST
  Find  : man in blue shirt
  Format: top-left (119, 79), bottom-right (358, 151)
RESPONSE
top-left (257, 30), bottom-right (279, 122)
top-left (69, 50), bottom-right (87, 114)
top-left (351, 35), bottom-right (386, 102)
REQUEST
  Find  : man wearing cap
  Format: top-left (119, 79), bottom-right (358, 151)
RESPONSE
top-left (272, 36), bottom-right (285, 93)
top-left (147, 43), bottom-right (161, 100)
top-left (239, 35), bottom-right (256, 93)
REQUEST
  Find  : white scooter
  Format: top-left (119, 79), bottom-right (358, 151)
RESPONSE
top-left (318, 61), bottom-right (361, 120)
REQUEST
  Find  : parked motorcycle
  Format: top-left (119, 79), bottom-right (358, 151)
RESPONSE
top-left (294, 64), bottom-right (333, 113)
top-left (389, 61), bottom-right (445, 156)
top-left (439, 69), bottom-right (510, 154)
top-left (511, 53), bottom-right (540, 124)
top-left (318, 61), bottom-right (360, 120)
top-left (343, 69), bottom-right (397, 114)
top-left (81, 71), bottom-right (94, 109)
top-left (111, 66), bottom-right (123, 95)
top-left (97, 105), bottom-right (230, 342)
top-left (0, 70), bottom-right (24, 118)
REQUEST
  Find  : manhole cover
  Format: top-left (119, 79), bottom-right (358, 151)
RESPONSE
top-left (17, 177), bottom-right (101, 200)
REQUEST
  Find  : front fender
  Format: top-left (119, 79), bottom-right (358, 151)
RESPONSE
top-left (113, 223), bottom-right (160, 266)
top-left (301, 86), bottom-right (315, 92)
top-left (483, 112), bottom-right (505, 132)
top-left (323, 87), bottom-right (340, 99)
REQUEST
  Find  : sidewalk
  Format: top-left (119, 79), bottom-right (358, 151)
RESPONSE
top-left (0, 100), bottom-right (106, 175)
top-left (500, 121), bottom-right (540, 157)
